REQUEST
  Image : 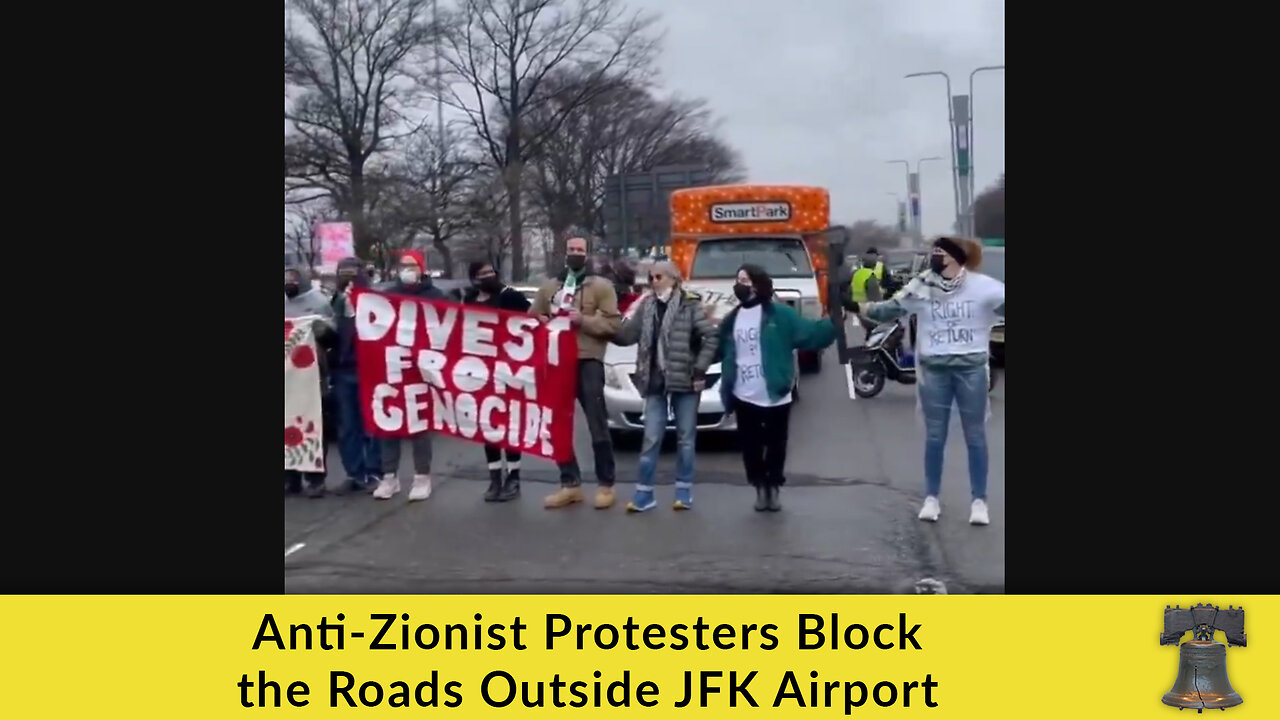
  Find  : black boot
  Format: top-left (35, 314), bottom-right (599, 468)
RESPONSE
top-left (766, 485), bottom-right (782, 512)
top-left (498, 469), bottom-right (521, 501)
top-left (753, 484), bottom-right (769, 512)
top-left (484, 470), bottom-right (503, 502)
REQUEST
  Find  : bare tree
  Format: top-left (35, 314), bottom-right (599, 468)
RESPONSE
top-left (284, 0), bottom-right (439, 257)
top-left (845, 219), bottom-right (903, 254)
top-left (284, 202), bottom-right (337, 268)
top-left (527, 74), bottom-right (744, 268)
top-left (973, 173), bottom-right (1004, 238)
top-left (370, 128), bottom-right (481, 277)
top-left (453, 166), bottom-right (514, 275)
top-left (441, 0), bottom-right (659, 280)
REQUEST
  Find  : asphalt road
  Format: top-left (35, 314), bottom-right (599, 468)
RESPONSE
top-left (285, 335), bottom-right (1005, 594)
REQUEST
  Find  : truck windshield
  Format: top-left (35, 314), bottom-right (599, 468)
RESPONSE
top-left (690, 238), bottom-right (813, 279)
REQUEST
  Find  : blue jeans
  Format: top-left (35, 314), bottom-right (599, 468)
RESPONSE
top-left (332, 370), bottom-right (382, 480)
top-left (635, 392), bottom-right (699, 491)
top-left (919, 364), bottom-right (988, 500)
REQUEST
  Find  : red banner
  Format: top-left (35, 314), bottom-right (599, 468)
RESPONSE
top-left (352, 287), bottom-right (578, 463)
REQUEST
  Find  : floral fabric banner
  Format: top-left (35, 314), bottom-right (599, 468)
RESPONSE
top-left (285, 316), bottom-right (325, 472)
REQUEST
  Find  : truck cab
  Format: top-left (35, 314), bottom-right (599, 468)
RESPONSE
top-left (667, 184), bottom-right (833, 373)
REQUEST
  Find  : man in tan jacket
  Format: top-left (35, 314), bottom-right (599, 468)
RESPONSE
top-left (532, 236), bottom-right (623, 509)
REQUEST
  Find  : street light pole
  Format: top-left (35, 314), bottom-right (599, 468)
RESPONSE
top-left (885, 159), bottom-right (910, 197)
top-left (967, 65), bottom-right (1004, 232)
top-left (905, 71), bottom-right (959, 233)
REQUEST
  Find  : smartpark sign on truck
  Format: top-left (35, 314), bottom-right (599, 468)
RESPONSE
top-left (708, 201), bottom-right (792, 223)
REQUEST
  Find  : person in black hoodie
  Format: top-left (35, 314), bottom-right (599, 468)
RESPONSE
top-left (462, 261), bottom-right (533, 501)
top-left (371, 249), bottom-right (448, 503)
top-left (328, 256), bottom-right (383, 494)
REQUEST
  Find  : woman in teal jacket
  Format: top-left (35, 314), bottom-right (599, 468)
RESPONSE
top-left (718, 264), bottom-right (839, 511)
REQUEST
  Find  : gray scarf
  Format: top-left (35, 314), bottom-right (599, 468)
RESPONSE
top-left (639, 290), bottom-right (681, 373)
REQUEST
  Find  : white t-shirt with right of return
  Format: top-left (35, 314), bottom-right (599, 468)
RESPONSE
top-left (731, 304), bottom-right (792, 407)
top-left (897, 273), bottom-right (1006, 359)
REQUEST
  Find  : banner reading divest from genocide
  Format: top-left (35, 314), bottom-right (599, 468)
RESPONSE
top-left (352, 287), bottom-right (578, 463)
top-left (284, 316), bottom-right (326, 472)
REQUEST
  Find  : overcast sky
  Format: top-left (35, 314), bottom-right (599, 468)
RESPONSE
top-left (641, 0), bottom-right (1004, 236)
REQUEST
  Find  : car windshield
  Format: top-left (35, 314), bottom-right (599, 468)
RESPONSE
top-left (982, 251), bottom-right (1004, 283)
top-left (690, 238), bottom-right (813, 279)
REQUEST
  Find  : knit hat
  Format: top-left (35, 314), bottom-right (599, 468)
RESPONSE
top-left (932, 236), bottom-right (983, 270)
top-left (398, 249), bottom-right (426, 272)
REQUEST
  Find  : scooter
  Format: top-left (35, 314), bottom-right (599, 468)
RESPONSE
top-left (848, 320), bottom-right (997, 398)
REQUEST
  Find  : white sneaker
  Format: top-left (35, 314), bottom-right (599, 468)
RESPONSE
top-left (969, 499), bottom-right (990, 526)
top-left (918, 496), bottom-right (940, 522)
top-left (372, 474), bottom-right (400, 500)
top-left (408, 474), bottom-right (433, 502)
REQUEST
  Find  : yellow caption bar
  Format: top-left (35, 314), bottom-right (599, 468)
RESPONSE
top-left (3, 595), bottom-right (1274, 718)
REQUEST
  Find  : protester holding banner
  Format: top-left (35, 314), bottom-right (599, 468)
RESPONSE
top-left (327, 257), bottom-right (382, 494)
top-left (717, 264), bottom-right (838, 512)
top-left (612, 258), bottom-right (640, 316)
top-left (531, 237), bottom-right (623, 509)
top-left (285, 265), bottom-right (335, 497)
top-left (370, 250), bottom-right (446, 502)
top-left (853, 237), bottom-right (1004, 526)
top-left (611, 261), bottom-right (719, 512)
top-left (462, 261), bottom-right (533, 502)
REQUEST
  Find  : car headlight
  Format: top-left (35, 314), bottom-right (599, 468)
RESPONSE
top-left (604, 365), bottom-right (624, 389)
top-left (605, 364), bottom-right (635, 389)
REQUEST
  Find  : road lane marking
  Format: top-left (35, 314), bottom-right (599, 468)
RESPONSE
top-left (285, 543), bottom-right (306, 558)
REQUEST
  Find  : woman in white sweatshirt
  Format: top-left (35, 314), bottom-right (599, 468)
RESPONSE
top-left (853, 237), bottom-right (1005, 526)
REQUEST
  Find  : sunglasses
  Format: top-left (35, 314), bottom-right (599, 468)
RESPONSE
top-left (649, 274), bottom-right (664, 283)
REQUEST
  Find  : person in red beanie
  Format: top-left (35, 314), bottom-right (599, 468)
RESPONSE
top-left (370, 249), bottom-right (448, 503)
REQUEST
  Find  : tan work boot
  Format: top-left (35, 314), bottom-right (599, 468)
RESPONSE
top-left (543, 485), bottom-right (584, 509)
top-left (594, 486), bottom-right (616, 509)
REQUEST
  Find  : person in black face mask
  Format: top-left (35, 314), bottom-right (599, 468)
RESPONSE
top-left (530, 236), bottom-right (623, 510)
top-left (462, 260), bottom-right (532, 502)
top-left (326, 257), bottom-right (382, 494)
top-left (717, 263), bottom-right (839, 511)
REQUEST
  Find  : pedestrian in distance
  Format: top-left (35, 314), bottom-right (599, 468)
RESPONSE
top-left (285, 264), bottom-right (335, 498)
top-left (326, 256), bottom-right (383, 495)
top-left (847, 250), bottom-right (884, 343)
top-left (611, 260), bottom-right (719, 512)
top-left (371, 249), bottom-right (446, 502)
top-left (461, 260), bottom-right (532, 502)
top-left (717, 263), bottom-right (839, 512)
top-left (531, 236), bottom-right (623, 510)
top-left (851, 236), bottom-right (1005, 526)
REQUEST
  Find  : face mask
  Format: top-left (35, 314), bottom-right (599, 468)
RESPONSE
top-left (565, 255), bottom-right (586, 272)
top-left (284, 283), bottom-right (300, 298)
top-left (399, 268), bottom-right (419, 284)
top-left (733, 284), bottom-right (753, 303)
top-left (929, 255), bottom-right (947, 274)
top-left (478, 277), bottom-right (502, 292)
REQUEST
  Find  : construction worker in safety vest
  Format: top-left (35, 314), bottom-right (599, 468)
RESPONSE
top-left (865, 246), bottom-right (886, 281)
top-left (848, 250), bottom-right (883, 341)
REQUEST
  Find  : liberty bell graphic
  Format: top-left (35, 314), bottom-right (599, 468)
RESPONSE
top-left (1160, 603), bottom-right (1245, 712)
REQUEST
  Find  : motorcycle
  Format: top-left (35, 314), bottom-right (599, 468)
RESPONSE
top-left (848, 320), bottom-right (997, 398)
